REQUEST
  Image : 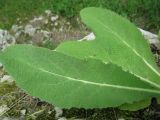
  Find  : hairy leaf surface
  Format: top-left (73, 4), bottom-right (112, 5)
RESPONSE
top-left (56, 7), bottom-right (160, 89)
top-left (0, 45), bottom-right (160, 108)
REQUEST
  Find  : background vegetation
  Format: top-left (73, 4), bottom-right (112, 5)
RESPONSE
top-left (0, 0), bottom-right (159, 33)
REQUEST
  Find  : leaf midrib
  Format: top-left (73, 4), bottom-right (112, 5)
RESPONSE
top-left (39, 67), bottom-right (160, 94)
top-left (4, 51), bottom-right (160, 94)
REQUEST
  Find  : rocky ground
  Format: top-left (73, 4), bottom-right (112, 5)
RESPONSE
top-left (0, 10), bottom-right (160, 120)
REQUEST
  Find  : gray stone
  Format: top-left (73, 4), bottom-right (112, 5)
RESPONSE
top-left (24, 24), bottom-right (36, 36)
top-left (0, 29), bottom-right (15, 50)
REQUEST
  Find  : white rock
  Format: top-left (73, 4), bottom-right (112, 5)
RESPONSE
top-left (24, 24), bottom-right (36, 36)
top-left (80, 29), bottom-right (159, 47)
top-left (54, 22), bottom-right (58, 26)
top-left (58, 117), bottom-right (67, 120)
top-left (0, 105), bottom-right (9, 116)
top-left (1, 75), bottom-right (13, 83)
top-left (139, 28), bottom-right (159, 44)
top-left (30, 16), bottom-right (44, 23)
top-left (45, 10), bottom-right (52, 16)
top-left (51, 15), bottom-right (59, 22)
top-left (79, 32), bottom-right (95, 41)
top-left (55, 107), bottom-right (63, 118)
top-left (139, 28), bottom-right (160, 49)
top-left (20, 109), bottom-right (26, 115)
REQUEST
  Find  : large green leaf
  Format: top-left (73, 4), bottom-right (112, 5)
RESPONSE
top-left (56, 7), bottom-right (160, 89)
top-left (119, 96), bottom-right (160, 111)
top-left (0, 45), bottom-right (160, 108)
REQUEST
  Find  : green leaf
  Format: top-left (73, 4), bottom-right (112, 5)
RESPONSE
top-left (119, 98), bottom-right (151, 111)
top-left (119, 96), bottom-right (160, 111)
top-left (56, 7), bottom-right (160, 89)
top-left (1, 45), bottom-right (160, 108)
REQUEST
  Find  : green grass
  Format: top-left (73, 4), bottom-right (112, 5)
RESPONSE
top-left (0, 0), bottom-right (160, 32)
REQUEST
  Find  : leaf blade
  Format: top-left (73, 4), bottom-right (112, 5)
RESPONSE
top-left (1, 45), bottom-right (160, 108)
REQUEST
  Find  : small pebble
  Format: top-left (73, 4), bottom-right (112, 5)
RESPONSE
top-left (0, 105), bottom-right (9, 115)
top-left (44, 19), bottom-right (48, 24)
top-left (1, 75), bottom-right (13, 83)
top-left (51, 15), bottom-right (59, 22)
top-left (55, 107), bottom-right (63, 118)
top-left (79, 32), bottom-right (95, 41)
top-left (118, 118), bottom-right (125, 120)
top-left (20, 109), bottom-right (26, 115)
top-left (45, 10), bottom-right (52, 16)
top-left (58, 117), bottom-right (67, 120)
top-left (54, 22), bottom-right (58, 26)
top-left (24, 24), bottom-right (36, 36)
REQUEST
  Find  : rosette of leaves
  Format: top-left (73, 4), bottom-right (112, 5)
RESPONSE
top-left (0, 7), bottom-right (160, 111)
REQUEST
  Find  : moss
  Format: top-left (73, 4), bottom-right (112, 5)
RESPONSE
top-left (0, 82), bottom-right (17, 96)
